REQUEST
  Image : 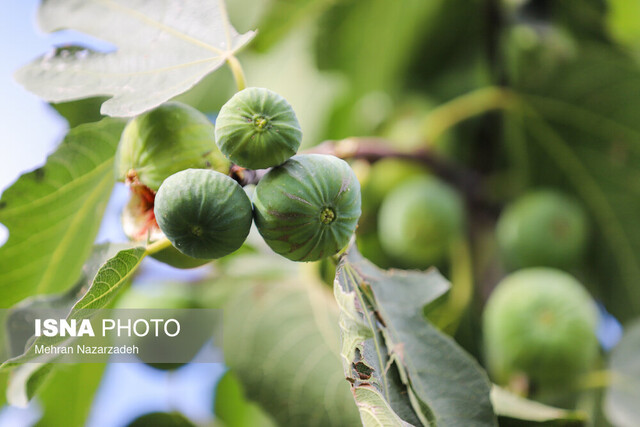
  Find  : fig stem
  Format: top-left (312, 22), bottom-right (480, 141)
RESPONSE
top-left (226, 55), bottom-right (247, 91)
top-left (145, 237), bottom-right (173, 256)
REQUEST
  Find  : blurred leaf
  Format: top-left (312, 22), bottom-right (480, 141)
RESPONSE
top-left (223, 272), bottom-right (360, 426)
top-left (491, 386), bottom-right (586, 426)
top-left (50, 97), bottom-right (107, 128)
top-left (335, 243), bottom-right (497, 426)
top-left (606, 0), bottom-right (640, 50)
top-left (315, 0), bottom-right (444, 94)
top-left (2, 244), bottom-right (140, 404)
top-left (36, 363), bottom-right (106, 426)
top-left (252, 0), bottom-right (331, 52)
top-left (15, 0), bottom-right (255, 117)
top-left (6, 363), bottom-right (53, 407)
top-left (127, 412), bottom-right (195, 427)
top-left (604, 319), bottom-right (640, 427)
top-left (214, 370), bottom-right (277, 427)
top-left (1, 246), bottom-right (145, 370)
top-left (0, 119), bottom-right (125, 308)
top-left (509, 44), bottom-right (640, 320)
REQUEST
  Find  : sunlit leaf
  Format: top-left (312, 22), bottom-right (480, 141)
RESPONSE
top-left (16, 0), bottom-right (255, 117)
top-left (0, 119), bottom-right (125, 308)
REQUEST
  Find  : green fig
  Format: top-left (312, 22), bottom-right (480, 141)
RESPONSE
top-left (115, 101), bottom-right (229, 191)
top-left (154, 169), bottom-right (253, 259)
top-left (378, 176), bottom-right (464, 269)
top-left (215, 87), bottom-right (302, 169)
top-left (496, 190), bottom-right (589, 270)
top-left (253, 154), bottom-right (361, 262)
top-left (483, 268), bottom-right (599, 391)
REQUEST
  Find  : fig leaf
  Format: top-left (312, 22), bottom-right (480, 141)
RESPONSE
top-left (15, 0), bottom-right (255, 117)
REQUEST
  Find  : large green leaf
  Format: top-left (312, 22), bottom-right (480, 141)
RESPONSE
top-left (507, 44), bottom-right (640, 320)
top-left (0, 119), bottom-right (125, 308)
top-left (335, 244), bottom-right (497, 426)
top-left (15, 0), bottom-right (255, 117)
top-left (604, 319), bottom-right (640, 427)
top-left (222, 273), bottom-right (361, 426)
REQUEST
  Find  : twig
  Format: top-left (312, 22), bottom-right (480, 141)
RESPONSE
top-left (233, 137), bottom-right (499, 214)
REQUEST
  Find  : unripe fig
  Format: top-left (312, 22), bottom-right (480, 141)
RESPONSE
top-left (496, 190), bottom-right (589, 270)
top-left (121, 184), bottom-right (210, 269)
top-left (154, 169), bottom-right (253, 259)
top-left (253, 154), bottom-right (361, 262)
top-left (215, 87), bottom-right (302, 169)
top-left (378, 176), bottom-right (464, 269)
top-left (115, 101), bottom-right (230, 191)
top-left (483, 268), bottom-right (599, 390)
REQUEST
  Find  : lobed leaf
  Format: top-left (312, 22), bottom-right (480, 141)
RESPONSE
top-left (16, 0), bottom-right (255, 117)
top-left (0, 119), bottom-right (125, 308)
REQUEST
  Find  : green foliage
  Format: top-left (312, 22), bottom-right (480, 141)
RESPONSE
top-left (335, 243), bottom-right (496, 426)
top-left (15, 0), bottom-right (255, 117)
top-left (604, 319), bottom-right (640, 427)
top-left (509, 44), bottom-right (640, 320)
top-left (126, 412), bottom-right (195, 427)
top-left (222, 271), bottom-right (361, 426)
top-left (0, 119), bottom-right (124, 308)
top-left (483, 268), bottom-right (599, 391)
top-left (253, 154), bottom-right (361, 262)
top-left (491, 386), bottom-right (586, 426)
top-left (36, 363), bottom-right (106, 427)
top-left (214, 371), bottom-right (277, 427)
top-left (215, 87), bottom-right (302, 169)
top-left (154, 169), bottom-right (253, 259)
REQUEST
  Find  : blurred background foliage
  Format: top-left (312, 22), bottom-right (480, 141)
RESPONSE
top-left (4, 0), bottom-right (640, 425)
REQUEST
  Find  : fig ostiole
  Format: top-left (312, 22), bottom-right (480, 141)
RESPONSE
top-left (253, 154), bottom-right (361, 262)
top-left (115, 101), bottom-right (230, 192)
top-left (483, 268), bottom-right (599, 392)
top-left (154, 169), bottom-right (253, 260)
top-left (377, 176), bottom-right (464, 269)
top-left (215, 87), bottom-right (302, 169)
top-left (496, 190), bottom-right (590, 270)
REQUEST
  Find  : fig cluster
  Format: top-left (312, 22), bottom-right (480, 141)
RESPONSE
top-left (116, 88), bottom-right (361, 266)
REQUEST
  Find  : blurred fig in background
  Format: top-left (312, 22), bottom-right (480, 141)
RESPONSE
top-left (496, 190), bottom-right (590, 271)
top-left (378, 176), bottom-right (464, 270)
top-left (483, 268), bottom-right (599, 395)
